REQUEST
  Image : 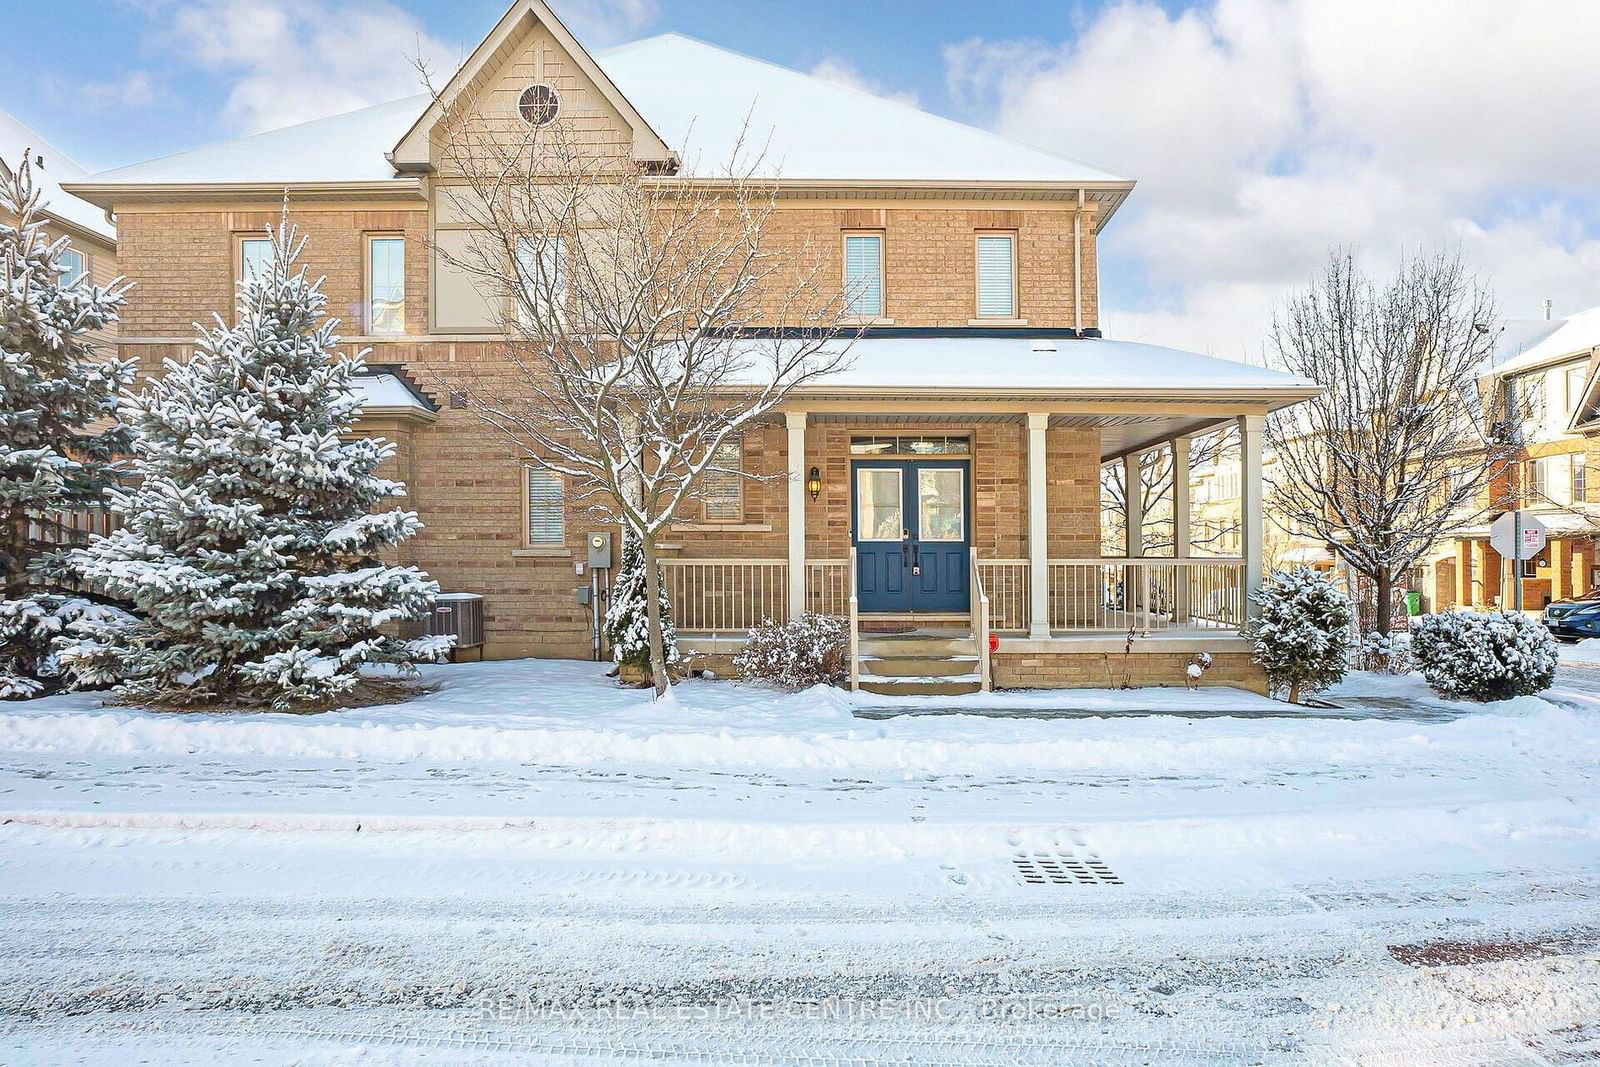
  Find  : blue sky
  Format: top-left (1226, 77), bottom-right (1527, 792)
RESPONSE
top-left (5, 0), bottom-right (1598, 358)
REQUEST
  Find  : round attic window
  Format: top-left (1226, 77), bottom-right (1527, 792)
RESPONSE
top-left (518, 84), bottom-right (560, 126)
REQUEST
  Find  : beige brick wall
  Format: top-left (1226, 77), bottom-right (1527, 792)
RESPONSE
top-left (994, 649), bottom-right (1266, 693)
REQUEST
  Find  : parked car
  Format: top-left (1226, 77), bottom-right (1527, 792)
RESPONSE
top-left (1545, 590), bottom-right (1600, 639)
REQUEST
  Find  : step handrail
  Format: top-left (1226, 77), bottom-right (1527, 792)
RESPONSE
top-left (848, 546), bottom-right (860, 692)
top-left (971, 554), bottom-right (992, 692)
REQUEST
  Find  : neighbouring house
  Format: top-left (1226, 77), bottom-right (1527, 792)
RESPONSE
top-left (62, 0), bottom-right (1317, 695)
top-left (1423, 304), bottom-right (1600, 613)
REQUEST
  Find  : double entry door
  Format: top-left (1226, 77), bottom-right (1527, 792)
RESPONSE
top-left (852, 459), bottom-right (970, 613)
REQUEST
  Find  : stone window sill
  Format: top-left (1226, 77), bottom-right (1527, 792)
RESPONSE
top-left (671, 523), bottom-right (774, 532)
top-left (511, 547), bottom-right (572, 558)
top-left (967, 317), bottom-right (1030, 327)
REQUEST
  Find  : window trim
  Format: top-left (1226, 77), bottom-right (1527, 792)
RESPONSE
top-left (702, 435), bottom-right (745, 523)
top-left (522, 465), bottom-right (566, 548)
top-left (973, 230), bottom-right (1018, 320)
top-left (57, 247), bottom-right (87, 287)
top-left (364, 232), bottom-right (406, 336)
top-left (841, 229), bottom-right (886, 320)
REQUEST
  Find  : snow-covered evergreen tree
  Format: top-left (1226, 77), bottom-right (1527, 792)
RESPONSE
top-left (1410, 611), bottom-right (1555, 700)
top-left (59, 223), bottom-right (450, 708)
top-left (0, 149), bottom-right (136, 697)
top-left (1244, 566), bottom-right (1356, 702)
top-left (603, 535), bottom-right (678, 679)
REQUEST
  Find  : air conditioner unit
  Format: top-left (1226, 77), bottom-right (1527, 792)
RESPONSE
top-left (408, 592), bottom-right (485, 658)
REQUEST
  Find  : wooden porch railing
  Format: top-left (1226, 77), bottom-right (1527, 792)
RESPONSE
top-left (1048, 557), bottom-right (1245, 632)
top-left (805, 558), bottom-right (851, 617)
top-left (660, 558), bottom-right (787, 634)
top-left (976, 559), bottom-right (1029, 634)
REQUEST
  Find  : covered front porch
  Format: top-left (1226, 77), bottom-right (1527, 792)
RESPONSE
top-left (661, 334), bottom-right (1315, 692)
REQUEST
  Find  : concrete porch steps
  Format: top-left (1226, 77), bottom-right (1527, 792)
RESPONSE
top-left (857, 630), bottom-right (983, 697)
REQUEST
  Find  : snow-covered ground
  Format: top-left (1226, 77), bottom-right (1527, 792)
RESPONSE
top-left (2, 660), bottom-right (1599, 1063)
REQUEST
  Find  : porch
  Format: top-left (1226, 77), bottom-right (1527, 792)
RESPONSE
top-left (661, 332), bottom-right (1314, 692)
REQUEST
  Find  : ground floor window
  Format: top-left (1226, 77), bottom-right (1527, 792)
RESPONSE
top-left (524, 467), bottom-right (564, 546)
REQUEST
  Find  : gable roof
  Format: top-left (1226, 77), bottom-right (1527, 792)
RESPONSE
top-left (65, 23), bottom-right (1132, 215)
top-left (599, 34), bottom-right (1127, 188)
top-left (0, 108), bottom-right (114, 243)
top-left (389, 0), bottom-right (674, 172)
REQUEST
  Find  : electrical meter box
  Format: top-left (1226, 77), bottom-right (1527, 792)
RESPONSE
top-left (587, 532), bottom-right (613, 569)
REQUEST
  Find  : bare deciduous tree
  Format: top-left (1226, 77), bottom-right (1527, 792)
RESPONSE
top-left (1100, 428), bottom-right (1238, 555)
top-left (422, 76), bottom-right (853, 696)
top-left (1266, 250), bottom-right (1512, 635)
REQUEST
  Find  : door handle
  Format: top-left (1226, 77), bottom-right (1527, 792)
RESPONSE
top-left (911, 544), bottom-right (920, 574)
top-left (902, 543), bottom-right (910, 567)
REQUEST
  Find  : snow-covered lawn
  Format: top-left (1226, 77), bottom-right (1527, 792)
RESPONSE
top-left (3, 659), bottom-right (1599, 1062)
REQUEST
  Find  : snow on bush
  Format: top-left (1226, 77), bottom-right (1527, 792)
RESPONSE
top-left (1244, 566), bottom-right (1356, 702)
top-left (1359, 630), bottom-right (1412, 674)
top-left (59, 223), bottom-right (450, 709)
top-left (603, 537), bottom-right (679, 676)
top-left (0, 596), bottom-right (134, 698)
top-left (1409, 611), bottom-right (1556, 701)
top-left (734, 613), bottom-right (849, 690)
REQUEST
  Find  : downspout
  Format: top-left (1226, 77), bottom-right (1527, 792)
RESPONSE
top-left (1073, 188), bottom-right (1084, 336)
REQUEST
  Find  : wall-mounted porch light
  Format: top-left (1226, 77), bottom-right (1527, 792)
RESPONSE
top-left (806, 466), bottom-right (822, 501)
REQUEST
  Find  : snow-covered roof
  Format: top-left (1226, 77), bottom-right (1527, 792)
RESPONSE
top-left (82, 96), bottom-right (430, 187)
top-left (352, 371), bottom-right (436, 419)
top-left (0, 108), bottom-right (114, 241)
top-left (74, 35), bottom-right (1126, 192)
top-left (598, 34), bottom-right (1126, 185)
top-left (1490, 305), bottom-right (1600, 378)
top-left (732, 335), bottom-right (1317, 400)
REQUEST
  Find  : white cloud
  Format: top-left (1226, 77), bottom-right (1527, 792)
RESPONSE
top-left (554, 0), bottom-right (659, 46)
top-left (73, 71), bottom-right (164, 112)
top-left (948, 0), bottom-right (1600, 357)
top-left (146, 0), bottom-right (453, 134)
top-left (810, 56), bottom-right (919, 108)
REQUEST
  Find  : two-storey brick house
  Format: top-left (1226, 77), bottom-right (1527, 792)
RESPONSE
top-left (64, 0), bottom-right (1316, 694)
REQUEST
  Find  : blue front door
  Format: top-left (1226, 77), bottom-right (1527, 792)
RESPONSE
top-left (852, 460), bottom-right (970, 614)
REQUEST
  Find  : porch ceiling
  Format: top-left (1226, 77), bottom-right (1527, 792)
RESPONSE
top-left (804, 411), bottom-right (1234, 460)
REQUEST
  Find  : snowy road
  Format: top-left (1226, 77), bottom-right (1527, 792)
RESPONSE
top-left (2, 662), bottom-right (1599, 1063)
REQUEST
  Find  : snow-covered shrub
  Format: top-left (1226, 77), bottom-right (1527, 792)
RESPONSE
top-left (0, 595), bottom-right (134, 698)
top-left (0, 150), bottom-right (136, 696)
top-left (1409, 611), bottom-right (1555, 701)
top-left (734, 613), bottom-right (849, 690)
top-left (1185, 651), bottom-right (1213, 689)
top-left (604, 536), bottom-right (679, 677)
top-left (1359, 630), bottom-right (1411, 674)
top-left (59, 224), bottom-right (450, 709)
top-left (1244, 566), bottom-right (1356, 702)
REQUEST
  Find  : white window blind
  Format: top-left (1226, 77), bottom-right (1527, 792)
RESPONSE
top-left (516, 235), bottom-right (565, 327)
top-left (239, 238), bottom-right (273, 282)
top-left (368, 237), bottom-right (404, 334)
top-left (843, 234), bottom-right (883, 317)
top-left (526, 468), bottom-right (564, 545)
top-left (975, 234), bottom-right (1015, 317)
top-left (703, 437), bottom-right (743, 522)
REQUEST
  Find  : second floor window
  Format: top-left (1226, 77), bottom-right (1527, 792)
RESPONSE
top-left (975, 233), bottom-right (1016, 318)
top-left (1572, 454), bottom-right (1588, 504)
top-left (1526, 456), bottom-right (1551, 504)
top-left (516, 235), bottom-right (565, 328)
top-left (58, 248), bottom-right (86, 287)
top-left (843, 233), bottom-right (883, 317)
top-left (239, 237), bottom-right (273, 283)
top-left (367, 236), bottom-right (405, 335)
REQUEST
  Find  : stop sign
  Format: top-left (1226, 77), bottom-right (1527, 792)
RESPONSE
top-left (1489, 511), bottom-right (1547, 561)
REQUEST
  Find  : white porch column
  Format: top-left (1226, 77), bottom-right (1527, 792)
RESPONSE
top-left (1027, 412), bottom-right (1051, 637)
top-left (1172, 437), bottom-right (1192, 623)
top-left (786, 411), bottom-right (808, 621)
top-left (1239, 413), bottom-right (1266, 618)
top-left (1123, 453), bottom-right (1144, 558)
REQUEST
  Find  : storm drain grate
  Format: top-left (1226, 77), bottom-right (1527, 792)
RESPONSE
top-left (1013, 850), bottom-right (1122, 886)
